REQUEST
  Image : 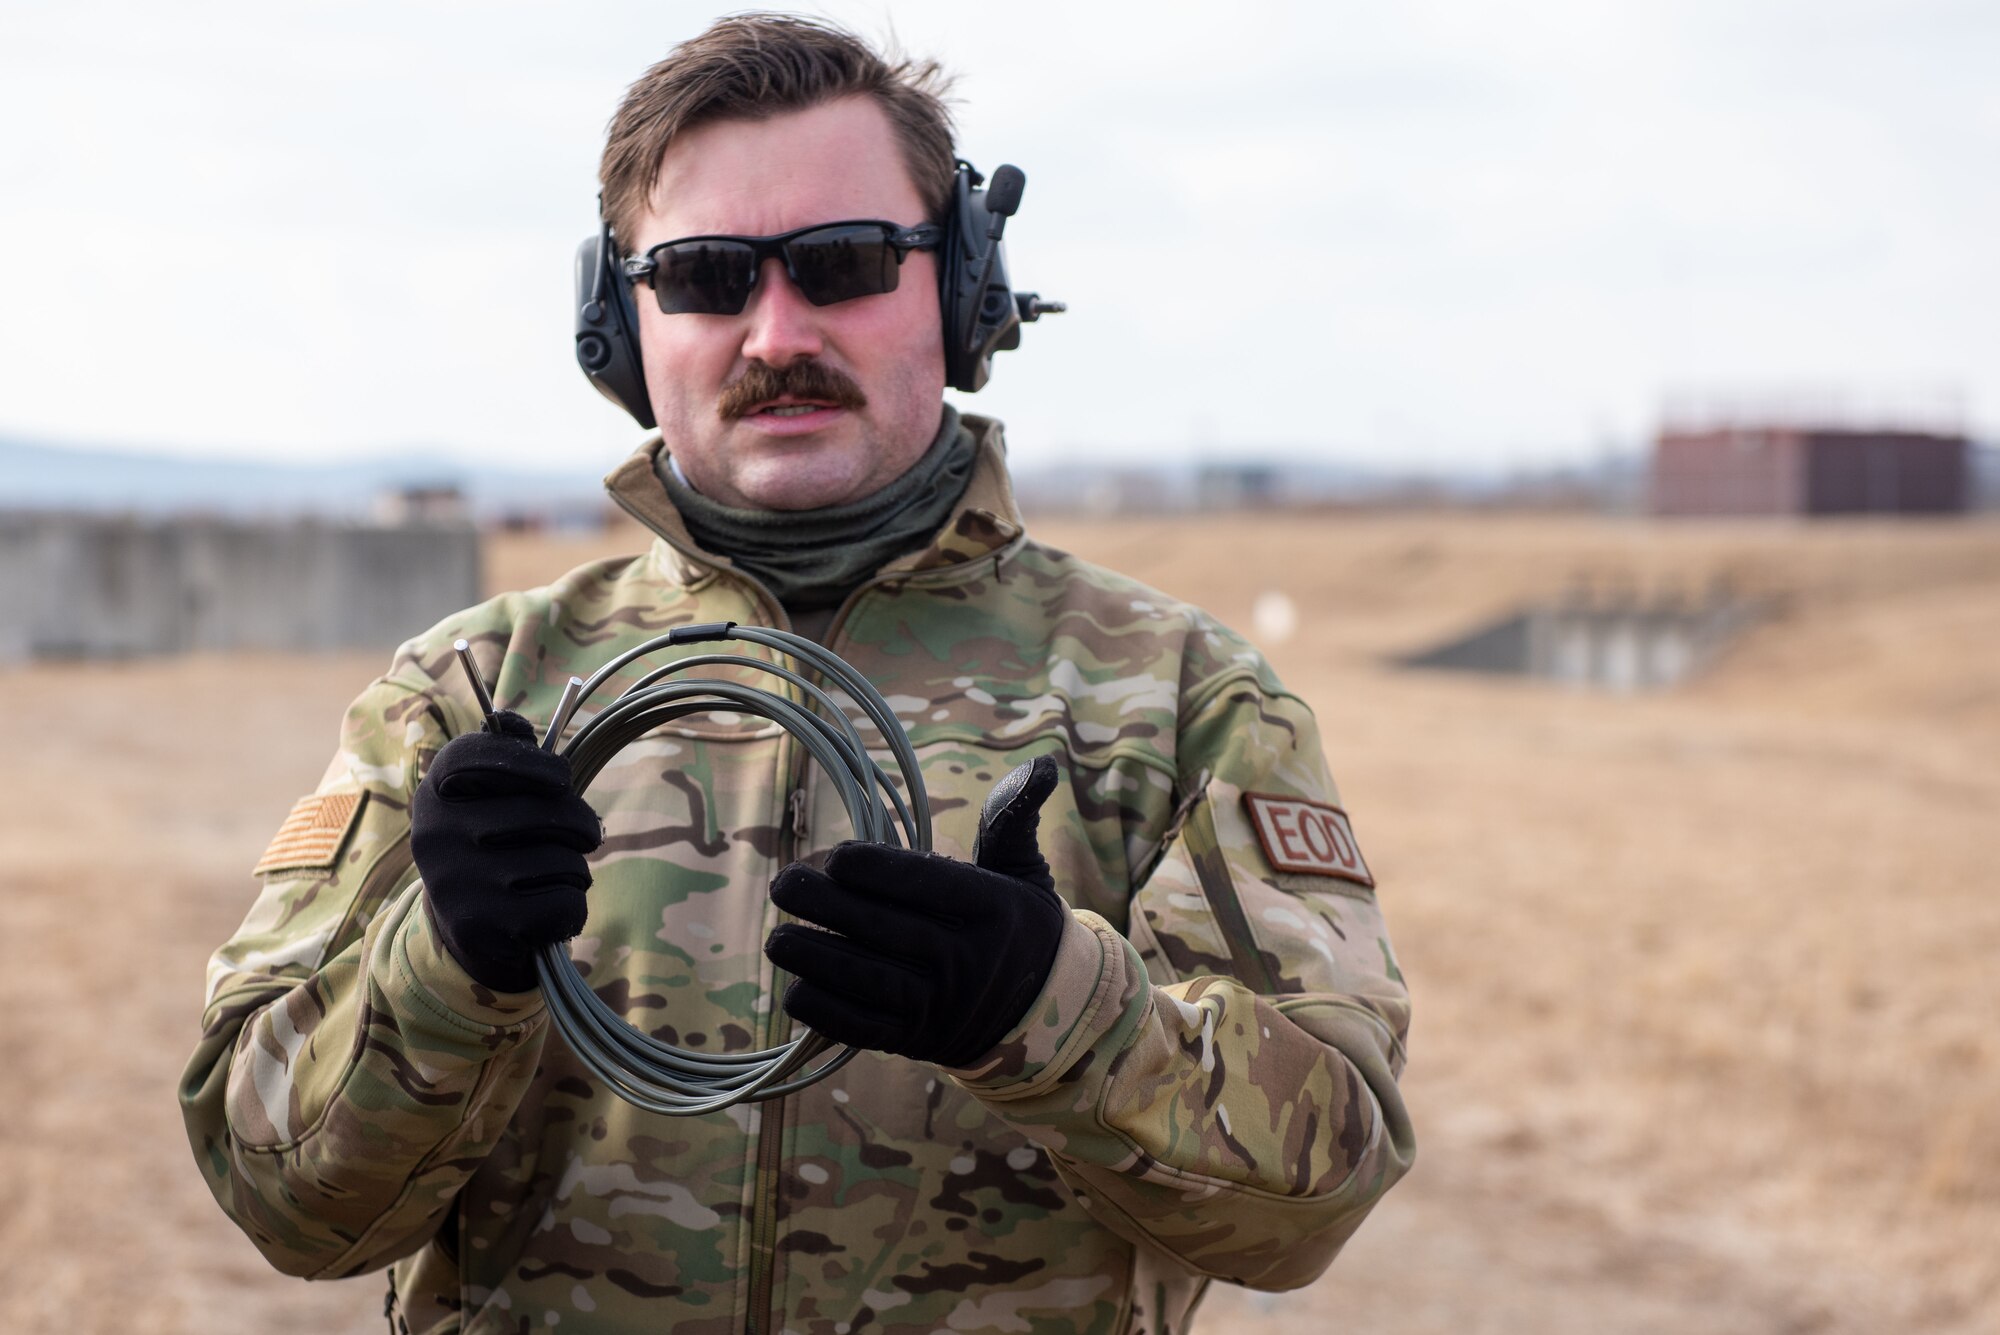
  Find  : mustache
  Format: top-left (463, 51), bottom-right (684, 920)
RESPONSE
top-left (717, 360), bottom-right (868, 420)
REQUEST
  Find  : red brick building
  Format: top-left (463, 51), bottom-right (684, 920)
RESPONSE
top-left (1651, 425), bottom-right (1969, 516)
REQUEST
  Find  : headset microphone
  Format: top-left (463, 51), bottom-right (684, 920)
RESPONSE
top-left (574, 159), bottom-right (1063, 426)
top-left (935, 160), bottom-right (1063, 394)
top-left (978, 170), bottom-right (1067, 326)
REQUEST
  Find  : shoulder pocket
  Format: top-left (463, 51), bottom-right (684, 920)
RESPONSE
top-left (1132, 777), bottom-right (1285, 995)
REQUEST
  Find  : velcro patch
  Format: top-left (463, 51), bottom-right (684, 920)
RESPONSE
top-left (253, 792), bottom-right (364, 875)
top-left (1242, 793), bottom-right (1374, 888)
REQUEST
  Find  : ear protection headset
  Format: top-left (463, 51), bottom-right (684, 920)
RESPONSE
top-left (573, 159), bottom-right (1063, 430)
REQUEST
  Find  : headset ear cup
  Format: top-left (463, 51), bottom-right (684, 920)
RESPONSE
top-left (573, 232), bottom-right (657, 430)
top-left (609, 262), bottom-right (655, 429)
top-left (938, 159), bottom-right (1027, 395)
top-left (938, 162), bottom-right (972, 392)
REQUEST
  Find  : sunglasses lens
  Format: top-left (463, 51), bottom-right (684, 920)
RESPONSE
top-left (787, 224), bottom-right (900, 306)
top-left (653, 240), bottom-right (757, 314)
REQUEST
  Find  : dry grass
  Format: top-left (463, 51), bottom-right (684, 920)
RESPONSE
top-left (5, 511), bottom-right (1995, 1332)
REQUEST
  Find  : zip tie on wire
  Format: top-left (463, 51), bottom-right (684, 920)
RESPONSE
top-left (452, 623), bottom-right (930, 1116)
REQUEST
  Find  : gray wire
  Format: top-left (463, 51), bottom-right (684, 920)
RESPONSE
top-left (454, 621), bottom-right (928, 1116)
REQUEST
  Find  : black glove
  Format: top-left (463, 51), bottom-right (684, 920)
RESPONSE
top-left (410, 711), bottom-right (603, 992)
top-left (764, 755), bottom-right (1069, 1067)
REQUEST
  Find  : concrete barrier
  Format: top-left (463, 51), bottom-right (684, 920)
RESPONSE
top-left (1398, 583), bottom-right (1761, 691)
top-left (0, 514), bottom-right (481, 660)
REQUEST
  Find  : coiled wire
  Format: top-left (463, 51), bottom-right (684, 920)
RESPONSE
top-left (456, 621), bottom-right (928, 1116)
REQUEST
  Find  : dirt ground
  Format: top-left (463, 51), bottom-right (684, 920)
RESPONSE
top-left (4, 512), bottom-right (1995, 1332)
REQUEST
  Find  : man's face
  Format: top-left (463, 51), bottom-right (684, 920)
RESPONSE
top-left (629, 96), bottom-right (948, 512)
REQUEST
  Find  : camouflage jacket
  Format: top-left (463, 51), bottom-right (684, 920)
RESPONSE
top-left (181, 415), bottom-right (1415, 1335)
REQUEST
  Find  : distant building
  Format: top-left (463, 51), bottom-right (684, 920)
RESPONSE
top-left (1193, 463), bottom-right (1286, 509)
top-left (373, 483), bottom-right (469, 526)
top-left (1651, 425), bottom-right (1969, 516)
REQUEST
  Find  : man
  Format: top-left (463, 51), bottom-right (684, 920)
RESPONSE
top-left (181, 16), bottom-right (1413, 1334)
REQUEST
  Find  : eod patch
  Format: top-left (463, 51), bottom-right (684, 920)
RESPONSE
top-left (1242, 793), bottom-right (1374, 888)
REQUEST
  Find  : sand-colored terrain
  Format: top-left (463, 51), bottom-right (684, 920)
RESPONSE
top-left (4, 512), bottom-right (1994, 1332)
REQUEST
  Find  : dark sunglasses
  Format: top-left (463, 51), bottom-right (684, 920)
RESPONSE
top-left (622, 219), bottom-right (943, 316)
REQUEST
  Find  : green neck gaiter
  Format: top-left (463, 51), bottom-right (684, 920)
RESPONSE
top-left (655, 406), bottom-right (978, 611)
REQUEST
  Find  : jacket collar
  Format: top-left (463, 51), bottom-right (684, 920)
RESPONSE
top-left (602, 412), bottom-right (1026, 591)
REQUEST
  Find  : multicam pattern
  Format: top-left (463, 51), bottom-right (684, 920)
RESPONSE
top-left (181, 415), bottom-right (1415, 1334)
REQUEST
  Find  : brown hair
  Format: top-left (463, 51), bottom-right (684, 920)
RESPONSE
top-left (599, 14), bottom-right (957, 253)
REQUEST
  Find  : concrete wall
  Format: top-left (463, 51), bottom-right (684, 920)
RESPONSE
top-left (0, 514), bottom-right (481, 660)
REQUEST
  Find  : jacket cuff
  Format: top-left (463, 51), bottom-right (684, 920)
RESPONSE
top-left (378, 883), bottom-right (548, 1033)
top-left (945, 909), bottom-right (1144, 1098)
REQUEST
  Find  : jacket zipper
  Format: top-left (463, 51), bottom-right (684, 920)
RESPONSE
top-left (747, 726), bottom-right (813, 1334)
top-left (596, 505), bottom-right (797, 1335)
top-left (607, 488), bottom-right (928, 1333)
top-left (746, 589), bottom-right (811, 1335)
top-left (747, 593), bottom-right (880, 1335)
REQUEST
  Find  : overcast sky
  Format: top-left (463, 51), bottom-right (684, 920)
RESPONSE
top-left (3, 0), bottom-right (1995, 477)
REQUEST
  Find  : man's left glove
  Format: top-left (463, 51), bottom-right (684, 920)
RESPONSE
top-left (764, 755), bottom-right (1069, 1068)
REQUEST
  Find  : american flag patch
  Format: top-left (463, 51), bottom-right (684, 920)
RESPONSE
top-left (252, 792), bottom-right (364, 875)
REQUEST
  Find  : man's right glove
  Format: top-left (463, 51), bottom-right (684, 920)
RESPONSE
top-left (409, 711), bottom-right (603, 992)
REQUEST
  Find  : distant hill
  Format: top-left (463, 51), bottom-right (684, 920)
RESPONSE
top-left (29, 432), bottom-right (1965, 520)
top-left (1009, 451), bottom-right (1653, 514)
top-left (11, 434), bottom-right (1645, 522)
top-left (0, 436), bottom-right (612, 521)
